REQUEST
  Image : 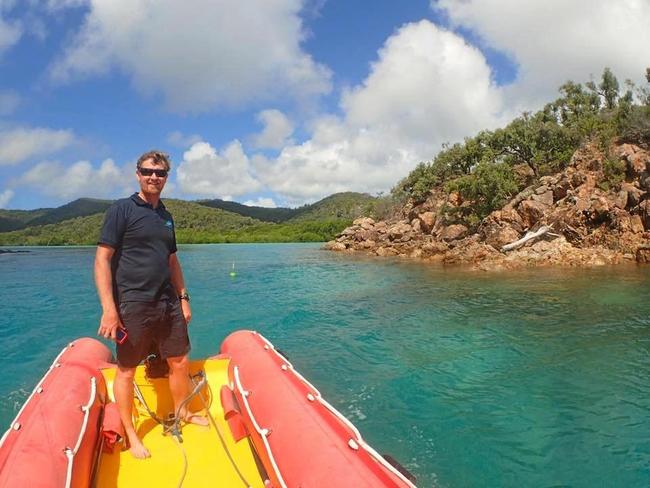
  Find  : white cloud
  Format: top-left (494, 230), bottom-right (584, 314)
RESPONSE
top-left (251, 109), bottom-right (294, 149)
top-left (0, 189), bottom-right (14, 208)
top-left (50, 0), bottom-right (332, 112)
top-left (177, 141), bottom-right (261, 198)
top-left (18, 158), bottom-right (131, 199)
top-left (0, 90), bottom-right (19, 115)
top-left (167, 131), bottom-right (203, 148)
top-left (255, 20), bottom-right (505, 201)
top-left (434, 0), bottom-right (650, 108)
top-left (242, 197), bottom-right (277, 208)
top-left (0, 127), bottom-right (75, 165)
top-left (0, 9), bottom-right (22, 58)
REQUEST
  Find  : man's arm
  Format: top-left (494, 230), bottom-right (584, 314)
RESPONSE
top-left (169, 252), bottom-right (191, 324)
top-left (95, 244), bottom-right (121, 339)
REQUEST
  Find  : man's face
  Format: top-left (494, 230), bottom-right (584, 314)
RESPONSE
top-left (136, 158), bottom-right (169, 195)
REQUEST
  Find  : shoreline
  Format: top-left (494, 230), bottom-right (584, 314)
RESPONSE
top-left (324, 239), bottom-right (648, 271)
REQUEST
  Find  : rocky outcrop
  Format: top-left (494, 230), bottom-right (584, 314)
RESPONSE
top-left (325, 142), bottom-right (650, 269)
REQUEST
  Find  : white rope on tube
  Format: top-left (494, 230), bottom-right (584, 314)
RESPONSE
top-left (64, 376), bottom-right (97, 488)
top-left (233, 366), bottom-right (287, 488)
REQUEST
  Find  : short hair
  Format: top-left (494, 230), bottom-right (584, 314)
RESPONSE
top-left (137, 150), bottom-right (171, 171)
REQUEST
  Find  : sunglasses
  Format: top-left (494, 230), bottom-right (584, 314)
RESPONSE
top-left (139, 168), bottom-right (169, 177)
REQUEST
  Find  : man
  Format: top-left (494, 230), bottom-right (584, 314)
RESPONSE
top-left (95, 150), bottom-right (207, 459)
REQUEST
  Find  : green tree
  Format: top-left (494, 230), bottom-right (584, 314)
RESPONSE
top-left (446, 162), bottom-right (519, 225)
top-left (587, 67), bottom-right (620, 110)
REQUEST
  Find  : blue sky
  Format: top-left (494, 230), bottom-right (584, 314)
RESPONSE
top-left (0, 0), bottom-right (648, 210)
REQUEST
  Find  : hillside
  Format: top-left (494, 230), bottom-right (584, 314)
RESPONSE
top-left (0, 201), bottom-right (262, 246)
top-left (0, 208), bottom-right (50, 232)
top-left (27, 198), bottom-right (113, 227)
top-left (196, 198), bottom-right (294, 222)
top-left (0, 193), bottom-right (378, 245)
top-left (287, 192), bottom-right (379, 222)
top-left (0, 198), bottom-right (112, 232)
top-left (327, 68), bottom-right (650, 269)
top-left (197, 192), bottom-right (378, 223)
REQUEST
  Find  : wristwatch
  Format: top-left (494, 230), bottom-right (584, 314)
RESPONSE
top-left (179, 292), bottom-right (190, 302)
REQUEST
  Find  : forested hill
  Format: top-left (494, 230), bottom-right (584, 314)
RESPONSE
top-left (196, 198), bottom-right (295, 222)
top-left (0, 193), bottom-right (383, 245)
top-left (196, 192), bottom-right (377, 223)
top-left (0, 198), bottom-right (112, 232)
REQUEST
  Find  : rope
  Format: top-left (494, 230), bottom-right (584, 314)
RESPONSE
top-left (191, 374), bottom-right (252, 488)
top-left (131, 370), bottom-right (251, 487)
top-left (132, 381), bottom-right (189, 486)
top-left (171, 436), bottom-right (188, 488)
top-left (133, 382), bottom-right (163, 424)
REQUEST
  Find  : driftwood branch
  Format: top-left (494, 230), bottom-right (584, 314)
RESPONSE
top-left (501, 225), bottom-right (553, 252)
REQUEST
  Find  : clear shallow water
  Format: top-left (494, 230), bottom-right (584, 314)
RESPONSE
top-left (1, 244), bottom-right (649, 487)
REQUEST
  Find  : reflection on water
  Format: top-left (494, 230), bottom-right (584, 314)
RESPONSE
top-left (1, 245), bottom-right (649, 487)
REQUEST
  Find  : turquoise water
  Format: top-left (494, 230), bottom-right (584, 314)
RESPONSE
top-left (1, 244), bottom-right (649, 487)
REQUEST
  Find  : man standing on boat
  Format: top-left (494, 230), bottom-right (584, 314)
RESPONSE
top-left (94, 150), bottom-right (207, 459)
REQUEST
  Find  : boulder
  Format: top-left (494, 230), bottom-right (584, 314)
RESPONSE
top-left (518, 199), bottom-right (549, 227)
top-left (621, 182), bottom-right (646, 208)
top-left (325, 241), bottom-right (347, 251)
top-left (636, 246), bottom-right (650, 264)
top-left (418, 211), bottom-right (436, 234)
top-left (612, 212), bottom-right (645, 234)
top-left (479, 208), bottom-right (525, 248)
top-left (512, 164), bottom-right (536, 186)
top-left (616, 143), bottom-right (650, 177)
top-left (641, 174), bottom-right (650, 191)
top-left (495, 208), bottom-right (525, 229)
top-left (440, 224), bottom-right (468, 242)
top-left (354, 229), bottom-right (378, 242)
top-left (353, 217), bottom-right (375, 230)
top-left (410, 218), bottom-right (422, 233)
top-left (375, 221), bottom-right (388, 231)
top-left (388, 222), bottom-right (413, 241)
top-left (614, 190), bottom-right (628, 209)
top-left (589, 196), bottom-right (610, 220)
top-left (532, 190), bottom-right (554, 206)
top-left (570, 171), bottom-right (586, 187)
top-left (483, 225), bottom-right (521, 249)
top-left (553, 176), bottom-right (572, 201)
top-left (447, 192), bottom-right (462, 207)
top-left (641, 200), bottom-right (650, 230)
top-left (375, 246), bottom-right (398, 257)
top-left (630, 215), bottom-right (645, 234)
top-left (421, 241), bottom-right (449, 255)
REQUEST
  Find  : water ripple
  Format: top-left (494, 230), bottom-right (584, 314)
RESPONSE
top-left (1, 245), bottom-right (650, 487)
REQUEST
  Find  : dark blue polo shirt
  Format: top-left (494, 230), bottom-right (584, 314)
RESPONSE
top-left (98, 193), bottom-right (177, 303)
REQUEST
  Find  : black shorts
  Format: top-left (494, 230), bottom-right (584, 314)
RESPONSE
top-left (116, 299), bottom-right (190, 368)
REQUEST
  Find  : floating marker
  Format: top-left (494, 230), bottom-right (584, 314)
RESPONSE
top-left (229, 262), bottom-right (237, 277)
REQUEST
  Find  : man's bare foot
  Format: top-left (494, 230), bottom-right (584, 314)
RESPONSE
top-left (126, 432), bottom-right (151, 459)
top-left (181, 410), bottom-right (209, 427)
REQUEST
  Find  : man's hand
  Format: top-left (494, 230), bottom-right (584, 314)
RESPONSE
top-left (181, 300), bottom-right (192, 325)
top-left (98, 309), bottom-right (122, 340)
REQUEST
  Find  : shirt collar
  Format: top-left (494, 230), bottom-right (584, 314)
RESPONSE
top-left (130, 192), bottom-right (165, 209)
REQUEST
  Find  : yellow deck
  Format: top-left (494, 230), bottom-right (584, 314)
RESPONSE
top-left (94, 359), bottom-right (265, 488)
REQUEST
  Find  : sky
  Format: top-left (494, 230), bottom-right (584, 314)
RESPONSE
top-left (0, 0), bottom-right (649, 210)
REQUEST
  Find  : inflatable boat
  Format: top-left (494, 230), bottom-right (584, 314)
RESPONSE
top-left (0, 330), bottom-right (416, 487)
